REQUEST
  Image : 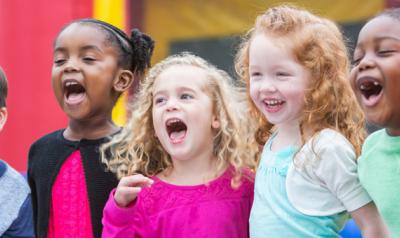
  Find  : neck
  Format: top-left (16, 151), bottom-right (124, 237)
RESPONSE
top-left (272, 121), bottom-right (302, 151)
top-left (386, 127), bottom-right (400, 136)
top-left (160, 151), bottom-right (224, 186)
top-left (64, 115), bottom-right (119, 141)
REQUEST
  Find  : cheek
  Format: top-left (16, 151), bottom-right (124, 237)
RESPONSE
top-left (348, 68), bottom-right (359, 92)
top-left (152, 109), bottom-right (162, 135)
top-left (249, 82), bottom-right (259, 103)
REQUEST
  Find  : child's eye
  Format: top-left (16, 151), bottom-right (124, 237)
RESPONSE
top-left (249, 72), bottom-right (262, 82)
top-left (250, 72), bottom-right (262, 77)
top-left (154, 97), bottom-right (166, 105)
top-left (181, 93), bottom-right (193, 100)
top-left (276, 72), bottom-right (290, 77)
top-left (377, 49), bottom-right (396, 57)
top-left (351, 57), bottom-right (362, 66)
top-left (83, 57), bottom-right (96, 62)
top-left (54, 58), bottom-right (66, 65)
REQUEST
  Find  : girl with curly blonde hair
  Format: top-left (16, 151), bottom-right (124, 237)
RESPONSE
top-left (101, 52), bottom-right (256, 238)
top-left (235, 5), bottom-right (388, 237)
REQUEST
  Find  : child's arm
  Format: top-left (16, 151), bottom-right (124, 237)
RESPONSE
top-left (102, 174), bottom-right (153, 238)
top-left (5, 195), bottom-right (35, 238)
top-left (351, 202), bottom-right (390, 238)
top-left (27, 152), bottom-right (37, 237)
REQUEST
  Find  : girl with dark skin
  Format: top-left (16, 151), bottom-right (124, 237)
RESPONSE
top-left (28, 19), bottom-right (154, 238)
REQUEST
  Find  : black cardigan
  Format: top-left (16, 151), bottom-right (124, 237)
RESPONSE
top-left (28, 129), bottom-right (118, 238)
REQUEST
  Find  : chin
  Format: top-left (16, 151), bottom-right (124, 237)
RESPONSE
top-left (366, 114), bottom-right (389, 129)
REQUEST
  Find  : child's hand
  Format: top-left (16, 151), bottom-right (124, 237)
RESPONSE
top-left (114, 174), bottom-right (153, 207)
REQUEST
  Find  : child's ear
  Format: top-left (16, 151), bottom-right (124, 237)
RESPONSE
top-left (0, 107), bottom-right (8, 132)
top-left (114, 69), bottom-right (134, 92)
top-left (211, 116), bottom-right (220, 129)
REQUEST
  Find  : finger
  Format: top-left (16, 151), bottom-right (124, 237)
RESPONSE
top-left (119, 174), bottom-right (154, 188)
top-left (117, 186), bottom-right (142, 196)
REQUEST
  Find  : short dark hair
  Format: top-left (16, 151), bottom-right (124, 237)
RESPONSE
top-left (0, 67), bottom-right (8, 107)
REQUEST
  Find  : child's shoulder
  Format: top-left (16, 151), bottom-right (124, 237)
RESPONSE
top-left (0, 160), bottom-right (29, 187)
top-left (364, 129), bottom-right (386, 147)
top-left (29, 129), bottom-right (67, 156)
top-left (308, 128), bottom-right (353, 152)
top-left (31, 129), bottom-right (64, 146)
top-left (363, 128), bottom-right (400, 152)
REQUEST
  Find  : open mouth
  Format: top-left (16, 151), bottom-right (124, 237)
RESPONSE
top-left (63, 80), bottom-right (86, 104)
top-left (263, 99), bottom-right (285, 107)
top-left (357, 77), bottom-right (382, 100)
top-left (356, 76), bottom-right (383, 107)
top-left (262, 99), bottom-right (285, 113)
top-left (166, 118), bottom-right (187, 143)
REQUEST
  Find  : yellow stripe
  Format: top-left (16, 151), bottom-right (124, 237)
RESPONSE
top-left (94, 0), bottom-right (127, 126)
top-left (145, 0), bottom-right (384, 63)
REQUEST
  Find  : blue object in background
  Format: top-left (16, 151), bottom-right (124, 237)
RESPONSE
top-left (340, 219), bottom-right (362, 238)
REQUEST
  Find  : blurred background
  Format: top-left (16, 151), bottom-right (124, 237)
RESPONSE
top-left (0, 0), bottom-right (397, 172)
top-left (1, 1), bottom-right (398, 237)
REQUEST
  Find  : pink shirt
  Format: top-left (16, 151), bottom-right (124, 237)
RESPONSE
top-left (102, 168), bottom-right (254, 238)
top-left (48, 150), bottom-right (93, 238)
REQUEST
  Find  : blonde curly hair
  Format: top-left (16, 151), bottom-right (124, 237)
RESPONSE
top-left (102, 52), bottom-right (257, 185)
top-left (235, 5), bottom-right (365, 156)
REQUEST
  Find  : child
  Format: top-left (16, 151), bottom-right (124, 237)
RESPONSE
top-left (101, 52), bottom-right (256, 238)
top-left (235, 5), bottom-right (389, 238)
top-left (350, 8), bottom-right (400, 237)
top-left (0, 67), bottom-right (34, 237)
top-left (27, 19), bottom-right (154, 238)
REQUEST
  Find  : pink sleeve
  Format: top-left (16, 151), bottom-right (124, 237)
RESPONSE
top-left (101, 189), bottom-right (143, 238)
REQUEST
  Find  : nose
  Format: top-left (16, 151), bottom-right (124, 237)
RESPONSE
top-left (357, 54), bottom-right (376, 72)
top-left (258, 78), bottom-right (277, 93)
top-left (63, 58), bottom-right (79, 73)
top-left (165, 98), bottom-right (179, 112)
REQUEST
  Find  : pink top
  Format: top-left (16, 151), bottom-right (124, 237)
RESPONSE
top-left (102, 168), bottom-right (254, 238)
top-left (48, 150), bottom-right (93, 238)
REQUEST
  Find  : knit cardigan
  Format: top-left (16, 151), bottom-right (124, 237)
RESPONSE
top-left (28, 129), bottom-right (118, 238)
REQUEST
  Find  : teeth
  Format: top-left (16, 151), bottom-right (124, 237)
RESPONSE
top-left (166, 118), bottom-right (181, 126)
top-left (264, 100), bottom-right (282, 106)
top-left (373, 82), bottom-right (379, 86)
top-left (65, 81), bottom-right (79, 87)
top-left (360, 85), bottom-right (366, 90)
top-left (65, 81), bottom-right (78, 87)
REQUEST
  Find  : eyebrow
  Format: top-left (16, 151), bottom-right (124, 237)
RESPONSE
top-left (153, 86), bottom-right (198, 96)
top-left (53, 45), bottom-right (103, 54)
top-left (375, 36), bottom-right (400, 42)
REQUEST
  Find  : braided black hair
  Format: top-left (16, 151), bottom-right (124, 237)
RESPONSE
top-left (0, 67), bottom-right (7, 107)
top-left (58, 18), bottom-right (154, 77)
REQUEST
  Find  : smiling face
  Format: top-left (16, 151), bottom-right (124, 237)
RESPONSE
top-left (248, 33), bottom-right (310, 129)
top-left (51, 23), bottom-right (121, 121)
top-left (350, 16), bottom-right (400, 135)
top-left (152, 65), bottom-right (219, 162)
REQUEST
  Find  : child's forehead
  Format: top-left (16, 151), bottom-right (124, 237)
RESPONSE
top-left (359, 16), bottom-right (400, 42)
top-left (153, 65), bottom-right (211, 92)
top-left (55, 23), bottom-right (110, 48)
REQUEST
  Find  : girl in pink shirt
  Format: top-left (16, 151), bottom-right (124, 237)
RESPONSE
top-left (101, 52), bottom-right (257, 238)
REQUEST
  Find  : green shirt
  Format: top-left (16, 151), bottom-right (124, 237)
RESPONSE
top-left (358, 129), bottom-right (400, 237)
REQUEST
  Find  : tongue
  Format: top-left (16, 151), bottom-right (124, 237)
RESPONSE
top-left (170, 130), bottom-right (186, 143)
top-left (363, 93), bottom-right (381, 107)
top-left (66, 92), bottom-right (85, 105)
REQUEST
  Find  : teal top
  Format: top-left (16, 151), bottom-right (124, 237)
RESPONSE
top-left (249, 136), bottom-right (348, 238)
top-left (358, 129), bottom-right (400, 237)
